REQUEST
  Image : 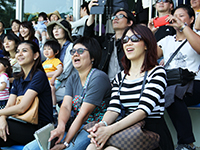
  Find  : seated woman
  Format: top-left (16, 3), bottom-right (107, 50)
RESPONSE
top-left (0, 41), bottom-right (53, 148)
top-left (23, 37), bottom-right (111, 150)
top-left (87, 24), bottom-right (174, 150)
top-left (156, 5), bottom-right (200, 150)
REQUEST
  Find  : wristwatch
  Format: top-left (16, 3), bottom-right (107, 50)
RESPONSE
top-left (179, 23), bottom-right (188, 32)
top-left (62, 141), bottom-right (70, 148)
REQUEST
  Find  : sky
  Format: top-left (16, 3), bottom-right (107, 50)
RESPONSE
top-left (24, 0), bottom-right (73, 14)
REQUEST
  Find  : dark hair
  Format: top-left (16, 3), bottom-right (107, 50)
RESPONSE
top-left (3, 32), bottom-right (21, 56)
top-left (19, 21), bottom-right (36, 41)
top-left (38, 12), bottom-right (48, 21)
top-left (43, 40), bottom-right (61, 58)
top-left (0, 58), bottom-right (11, 77)
top-left (15, 40), bottom-right (44, 80)
top-left (121, 24), bottom-right (158, 75)
top-left (113, 8), bottom-right (136, 24)
top-left (11, 19), bottom-right (21, 26)
top-left (0, 21), bottom-right (5, 28)
top-left (172, 4), bottom-right (195, 28)
top-left (81, 2), bottom-right (90, 15)
top-left (73, 37), bottom-right (102, 68)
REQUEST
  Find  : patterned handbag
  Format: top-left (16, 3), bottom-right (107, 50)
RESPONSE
top-left (83, 71), bottom-right (160, 150)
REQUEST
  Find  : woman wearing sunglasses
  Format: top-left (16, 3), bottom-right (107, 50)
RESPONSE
top-left (86, 24), bottom-right (174, 150)
top-left (23, 37), bottom-right (111, 150)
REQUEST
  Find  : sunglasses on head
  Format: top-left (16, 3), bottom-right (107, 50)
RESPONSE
top-left (111, 14), bottom-right (128, 20)
top-left (122, 35), bottom-right (142, 44)
top-left (70, 48), bottom-right (88, 55)
top-left (156, 0), bottom-right (171, 3)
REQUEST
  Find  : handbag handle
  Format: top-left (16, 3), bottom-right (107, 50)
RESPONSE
top-left (164, 39), bottom-right (187, 68)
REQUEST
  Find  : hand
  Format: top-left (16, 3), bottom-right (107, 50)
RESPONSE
top-left (165, 15), bottom-right (184, 30)
top-left (0, 117), bottom-right (9, 141)
top-left (88, 0), bottom-right (99, 12)
top-left (50, 143), bottom-right (66, 150)
top-left (88, 126), bottom-right (112, 149)
top-left (50, 78), bottom-right (55, 86)
top-left (49, 127), bottom-right (65, 145)
top-left (148, 18), bottom-right (159, 34)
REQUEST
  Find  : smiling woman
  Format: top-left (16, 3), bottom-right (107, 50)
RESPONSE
top-left (0, 41), bottom-right (53, 148)
top-left (86, 24), bottom-right (174, 150)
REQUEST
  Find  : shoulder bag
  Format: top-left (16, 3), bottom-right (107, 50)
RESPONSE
top-left (83, 71), bottom-right (160, 150)
top-left (11, 95), bottom-right (39, 124)
top-left (164, 39), bottom-right (196, 86)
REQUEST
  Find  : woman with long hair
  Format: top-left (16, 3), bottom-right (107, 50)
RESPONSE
top-left (0, 41), bottom-right (53, 147)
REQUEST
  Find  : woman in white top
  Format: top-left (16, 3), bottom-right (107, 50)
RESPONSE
top-left (157, 4), bottom-right (200, 150)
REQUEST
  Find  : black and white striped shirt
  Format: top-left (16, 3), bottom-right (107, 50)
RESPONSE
top-left (107, 66), bottom-right (167, 118)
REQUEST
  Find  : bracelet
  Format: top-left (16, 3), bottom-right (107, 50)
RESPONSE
top-left (100, 121), bottom-right (108, 126)
top-left (62, 141), bottom-right (70, 148)
top-left (179, 23), bottom-right (188, 32)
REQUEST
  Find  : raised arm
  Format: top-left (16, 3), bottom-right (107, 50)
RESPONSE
top-left (166, 15), bottom-right (200, 54)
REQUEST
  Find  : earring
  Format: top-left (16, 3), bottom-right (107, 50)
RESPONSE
top-left (92, 61), bottom-right (94, 64)
top-left (34, 58), bottom-right (36, 60)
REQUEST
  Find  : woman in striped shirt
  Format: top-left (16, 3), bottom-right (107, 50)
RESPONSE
top-left (87, 24), bottom-right (174, 150)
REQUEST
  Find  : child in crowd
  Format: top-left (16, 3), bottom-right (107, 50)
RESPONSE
top-left (34, 12), bottom-right (48, 45)
top-left (0, 58), bottom-right (11, 109)
top-left (42, 40), bottom-right (63, 123)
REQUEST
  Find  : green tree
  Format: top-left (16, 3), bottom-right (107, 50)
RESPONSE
top-left (0, 0), bottom-right (16, 28)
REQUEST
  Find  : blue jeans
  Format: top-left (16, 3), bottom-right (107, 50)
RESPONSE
top-left (23, 129), bottom-right (90, 150)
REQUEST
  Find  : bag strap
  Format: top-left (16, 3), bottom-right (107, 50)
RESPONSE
top-left (164, 39), bottom-right (187, 68)
top-left (118, 71), bottom-right (148, 97)
top-left (73, 68), bottom-right (96, 116)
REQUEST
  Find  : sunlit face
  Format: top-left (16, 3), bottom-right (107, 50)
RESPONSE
top-left (53, 25), bottom-right (66, 40)
top-left (0, 63), bottom-right (6, 74)
top-left (80, 7), bottom-right (85, 18)
top-left (43, 46), bottom-right (56, 59)
top-left (191, 0), bottom-right (200, 10)
top-left (38, 16), bottom-right (44, 22)
top-left (174, 8), bottom-right (194, 29)
top-left (19, 26), bottom-right (30, 39)
top-left (71, 43), bottom-right (92, 71)
top-left (112, 11), bottom-right (131, 31)
top-left (15, 43), bottom-right (37, 67)
top-left (50, 14), bottom-right (59, 21)
top-left (155, 1), bottom-right (173, 13)
top-left (11, 22), bottom-right (20, 33)
top-left (123, 30), bottom-right (146, 62)
top-left (3, 37), bottom-right (17, 52)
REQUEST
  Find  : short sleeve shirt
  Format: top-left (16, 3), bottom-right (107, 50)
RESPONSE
top-left (11, 70), bottom-right (53, 123)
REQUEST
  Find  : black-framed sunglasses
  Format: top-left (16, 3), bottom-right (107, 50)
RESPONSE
top-left (111, 14), bottom-right (128, 20)
top-left (156, 0), bottom-right (171, 3)
top-left (122, 35), bottom-right (142, 44)
top-left (70, 48), bottom-right (88, 55)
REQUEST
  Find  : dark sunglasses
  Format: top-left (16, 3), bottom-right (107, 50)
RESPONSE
top-left (122, 35), bottom-right (142, 44)
top-left (111, 14), bottom-right (128, 20)
top-left (156, 0), bottom-right (171, 3)
top-left (70, 48), bottom-right (88, 55)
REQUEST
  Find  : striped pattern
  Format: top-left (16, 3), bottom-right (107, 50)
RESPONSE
top-left (107, 66), bottom-right (167, 118)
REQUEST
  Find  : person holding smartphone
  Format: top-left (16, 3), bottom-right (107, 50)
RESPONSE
top-left (84, 0), bottom-right (136, 82)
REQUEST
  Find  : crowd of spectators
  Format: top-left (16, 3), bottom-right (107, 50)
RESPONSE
top-left (0, 0), bottom-right (200, 150)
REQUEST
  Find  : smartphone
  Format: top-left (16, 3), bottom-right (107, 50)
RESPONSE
top-left (48, 137), bottom-right (59, 149)
top-left (90, 0), bottom-right (107, 14)
top-left (153, 15), bottom-right (169, 28)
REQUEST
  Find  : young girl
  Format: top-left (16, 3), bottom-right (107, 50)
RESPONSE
top-left (0, 58), bottom-right (11, 109)
top-left (42, 40), bottom-right (63, 122)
